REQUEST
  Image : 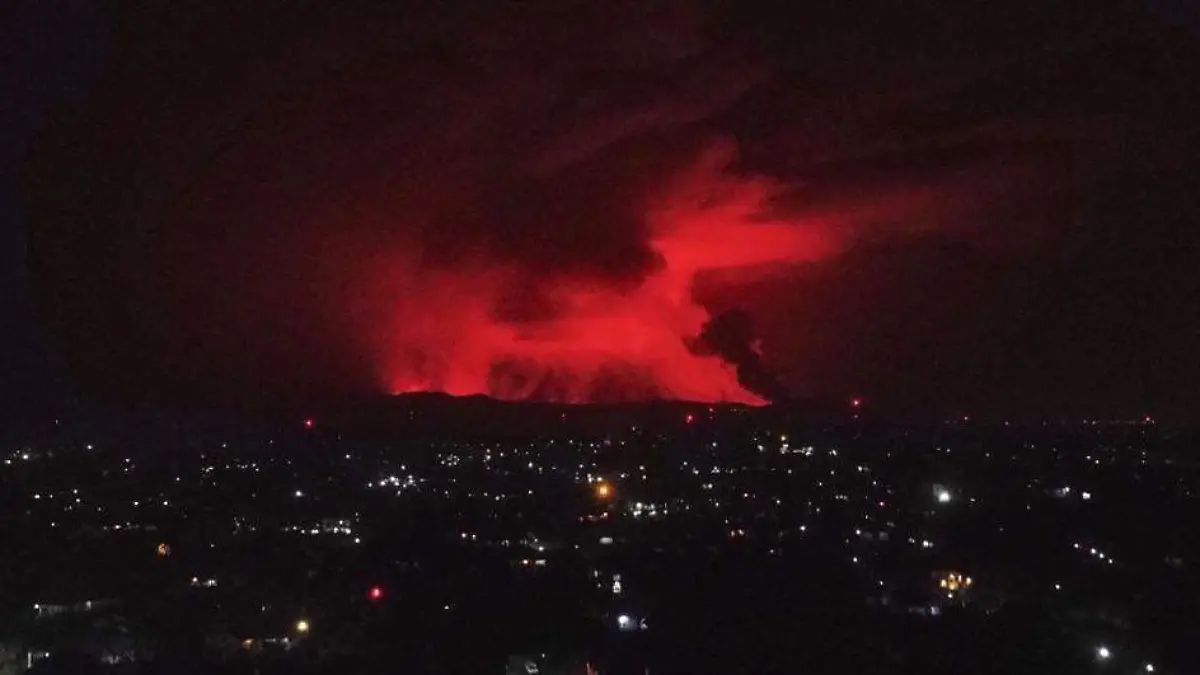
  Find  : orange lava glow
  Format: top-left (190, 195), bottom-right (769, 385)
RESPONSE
top-left (371, 141), bottom-right (832, 403)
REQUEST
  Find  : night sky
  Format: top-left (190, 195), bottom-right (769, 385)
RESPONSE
top-left (6, 1), bottom-right (1200, 421)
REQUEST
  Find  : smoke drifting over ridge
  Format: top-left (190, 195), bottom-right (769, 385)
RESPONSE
top-left (21, 2), bottom-right (1200, 415)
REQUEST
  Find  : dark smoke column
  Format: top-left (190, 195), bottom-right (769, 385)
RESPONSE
top-left (689, 308), bottom-right (789, 402)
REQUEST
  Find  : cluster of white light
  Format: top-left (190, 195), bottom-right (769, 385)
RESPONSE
top-left (372, 474), bottom-right (419, 490)
top-left (282, 522), bottom-right (355, 537)
top-left (101, 522), bottom-right (156, 532)
top-left (616, 614), bottom-right (648, 632)
top-left (1074, 542), bottom-right (1116, 565)
top-left (629, 501), bottom-right (666, 518)
top-left (1054, 486), bottom-right (1094, 500)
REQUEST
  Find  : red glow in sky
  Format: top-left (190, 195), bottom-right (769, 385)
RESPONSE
top-left (20, 2), bottom-right (1200, 420)
top-left (370, 142), bottom-right (832, 404)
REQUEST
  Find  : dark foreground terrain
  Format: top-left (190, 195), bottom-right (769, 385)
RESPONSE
top-left (0, 399), bottom-right (1194, 674)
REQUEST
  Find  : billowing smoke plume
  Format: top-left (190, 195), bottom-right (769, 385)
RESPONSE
top-left (690, 308), bottom-right (789, 402)
top-left (360, 140), bottom-right (830, 404)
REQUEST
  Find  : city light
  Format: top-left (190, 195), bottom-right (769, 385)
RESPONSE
top-left (937, 572), bottom-right (973, 592)
top-left (4, 381), bottom-right (1189, 668)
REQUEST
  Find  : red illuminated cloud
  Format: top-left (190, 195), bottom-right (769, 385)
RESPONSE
top-left (362, 140), bottom-right (844, 404)
top-left (30, 1), bottom-right (1190, 413)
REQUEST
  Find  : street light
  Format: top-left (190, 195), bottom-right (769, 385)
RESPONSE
top-left (295, 619), bottom-right (310, 634)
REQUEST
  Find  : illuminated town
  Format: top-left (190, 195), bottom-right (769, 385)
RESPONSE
top-left (0, 401), bottom-right (1188, 673)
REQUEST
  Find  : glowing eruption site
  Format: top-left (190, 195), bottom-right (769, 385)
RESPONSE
top-left (374, 142), bottom-right (824, 404)
top-left (27, 5), bottom-right (873, 407)
top-left (37, 2), bottom-right (1179, 412)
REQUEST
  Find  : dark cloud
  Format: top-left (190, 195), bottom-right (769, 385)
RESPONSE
top-left (690, 308), bottom-right (790, 402)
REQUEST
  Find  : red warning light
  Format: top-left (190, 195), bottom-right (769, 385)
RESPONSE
top-left (367, 585), bottom-right (384, 601)
top-left (303, 418), bottom-right (314, 429)
top-left (851, 398), bottom-right (862, 408)
top-left (685, 413), bottom-right (695, 424)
